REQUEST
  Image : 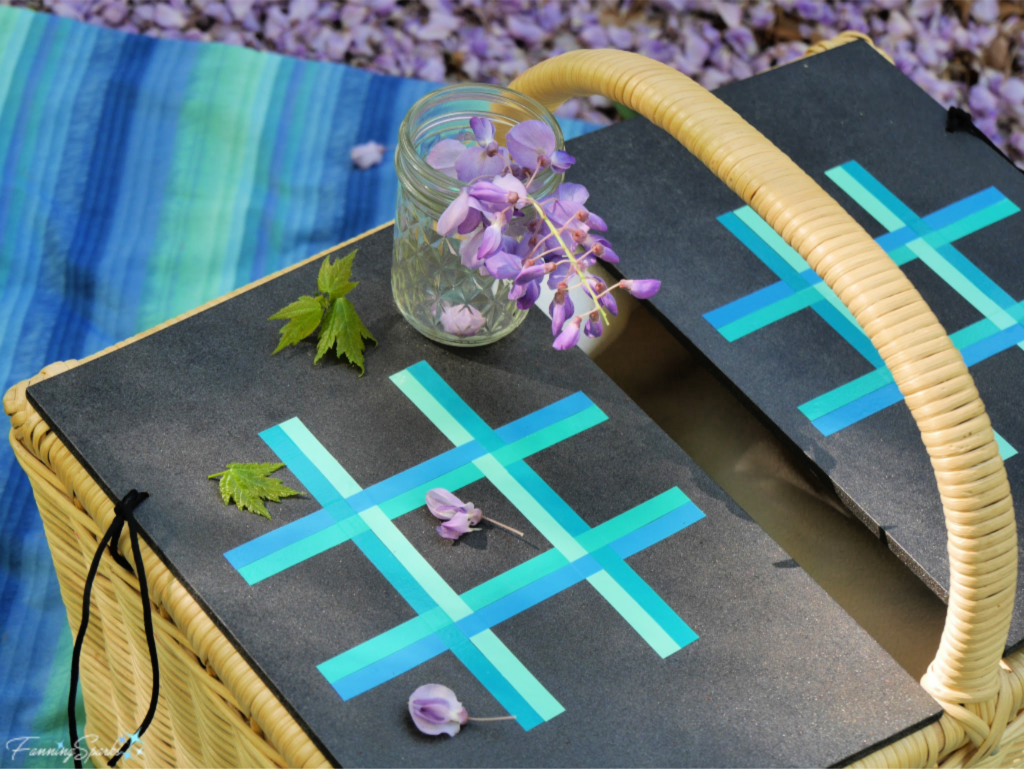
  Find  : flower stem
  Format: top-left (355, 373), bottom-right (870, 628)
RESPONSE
top-left (482, 516), bottom-right (524, 538)
top-left (467, 715), bottom-right (518, 722)
top-left (528, 200), bottom-right (610, 325)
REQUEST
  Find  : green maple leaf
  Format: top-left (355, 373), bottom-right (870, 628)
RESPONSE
top-left (315, 296), bottom-right (377, 374)
top-left (207, 462), bottom-right (304, 520)
top-left (317, 250), bottom-right (358, 301)
top-left (268, 295), bottom-right (324, 354)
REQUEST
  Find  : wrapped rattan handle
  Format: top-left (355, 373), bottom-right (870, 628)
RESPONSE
top-left (511, 48), bottom-right (1016, 762)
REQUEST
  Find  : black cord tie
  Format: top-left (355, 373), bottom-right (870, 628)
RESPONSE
top-left (946, 106), bottom-right (1023, 175)
top-left (68, 489), bottom-right (159, 768)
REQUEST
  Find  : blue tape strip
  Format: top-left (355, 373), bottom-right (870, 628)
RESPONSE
top-left (937, 242), bottom-right (1019, 310)
top-left (347, 440), bottom-right (483, 513)
top-left (352, 530), bottom-right (438, 615)
top-left (589, 546), bottom-right (698, 649)
top-left (922, 186), bottom-right (1007, 230)
top-left (260, 423), bottom-right (344, 506)
top-left (842, 161), bottom-right (925, 233)
top-left (495, 391), bottom-right (595, 444)
top-left (225, 508), bottom-right (335, 570)
top-left (331, 634), bottom-right (448, 700)
top-left (718, 212), bottom-right (808, 293)
top-left (961, 323), bottom-right (1024, 367)
top-left (504, 460), bottom-right (590, 537)
top-left (703, 281), bottom-right (795, 329)
top-left (813, 300), bottom-right (884, 368)
top-left (437, 624), bottom-right (545, 731)
top-left (408, 361), bottom-right (505, 452)
top-left (611, 503), bottom-right (705, 559)
top-left (456, 558), bottom-right (593, 638)
top-left (812, 382), bottom-right (903, 436)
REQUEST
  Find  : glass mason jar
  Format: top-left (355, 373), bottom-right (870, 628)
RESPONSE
top-left (392, 84), bottom-right (565, 346)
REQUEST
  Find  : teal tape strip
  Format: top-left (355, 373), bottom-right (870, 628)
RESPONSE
top-left (995, 430), bottom-right (1019, 461)
top-left (585, 570), bottom-right (680, 658)
top-left (469, 631), bottom-right (565, 722)
top-left (827, 163), bottom-right (906, 231)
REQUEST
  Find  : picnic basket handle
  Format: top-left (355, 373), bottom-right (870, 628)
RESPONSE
top-left (511, 45), bottom-right (1017, 765)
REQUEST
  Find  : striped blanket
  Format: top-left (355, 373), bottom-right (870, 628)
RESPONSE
top-left (0, 7), bottom-right (597, 765)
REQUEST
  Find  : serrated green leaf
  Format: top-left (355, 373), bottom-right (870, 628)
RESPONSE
top-left (317, 250), bottom-right (358, 301)
top-left (315, 296), bottom-right (377, 374)
top-left (207, 462), bottom-right (304, 520)
top-left (269, 295), bottom-right (324, 354)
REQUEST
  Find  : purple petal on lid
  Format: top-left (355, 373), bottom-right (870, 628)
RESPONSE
top-left (409, 684), bottom-right (468, 737)
top-left (437, 511), bottom-right (481, 540)
top-left (426, 488), bottom-right (466, 520)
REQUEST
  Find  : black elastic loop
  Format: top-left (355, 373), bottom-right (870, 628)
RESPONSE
top-left (946, 106), bottom-right (1023, 175)
top-left (68, 490), bottom-right (156, 769)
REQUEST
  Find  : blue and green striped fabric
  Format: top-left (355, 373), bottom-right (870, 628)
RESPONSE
top-left (0, 7), bottom-right (599, 765)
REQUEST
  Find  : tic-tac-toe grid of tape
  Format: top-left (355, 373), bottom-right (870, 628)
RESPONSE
top-left (704, 160), bottom-right (1021, 459)
top-left (225, 361), bottom-right (704, 730)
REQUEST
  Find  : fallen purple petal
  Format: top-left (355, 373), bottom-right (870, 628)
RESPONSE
top-left (350, 140), bottom-right (386, 170)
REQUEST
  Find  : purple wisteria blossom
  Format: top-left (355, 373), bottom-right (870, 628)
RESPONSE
top-left (427, 117), bottom-right (661, 347)
top-left (408, 684), bottom-right (468, 737)
top-left (425, 487), bottom-right (481, 540)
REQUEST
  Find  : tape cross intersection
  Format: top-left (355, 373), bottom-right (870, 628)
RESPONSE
top-left (224, 361), bottom-right (704, 729)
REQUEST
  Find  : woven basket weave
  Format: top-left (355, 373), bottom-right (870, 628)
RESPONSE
top-left (4, 37), bottom-right (1023, 768)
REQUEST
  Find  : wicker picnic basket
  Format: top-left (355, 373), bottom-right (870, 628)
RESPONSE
top-left (4, 34), bottom-right (1023, 768)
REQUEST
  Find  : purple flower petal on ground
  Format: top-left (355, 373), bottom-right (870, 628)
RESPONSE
top-left (507, 14), bottom-right (545, 47)
top-left (102, 2), bottom-right (130, 26)
top-left (350, 141), bottom-right (386, 170)
top-left (439, 302), bottom-right (486, 338)
top-left (437, 510), bottom-right (482, 539)
top-left (553, 316), bottom-right (582, 350)
top-left (289, 0), bottom-right (318, 24)
top-left (425, 138), bottom-right (466, 178)
top-left (622, 279), bottom-right (661, 299)
top-left (506, 120), bottom-right (556, 170)
top-left (409, 684), bottom-right (469, 736)
top-left (154, 3), bottom-right (189, 28)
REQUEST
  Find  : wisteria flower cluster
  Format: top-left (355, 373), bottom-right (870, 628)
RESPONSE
top-left (426, 116), bottom-right (660, 348)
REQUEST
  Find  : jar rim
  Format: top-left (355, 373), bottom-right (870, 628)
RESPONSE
top-left (397, 83), bottom-right (565, 196)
